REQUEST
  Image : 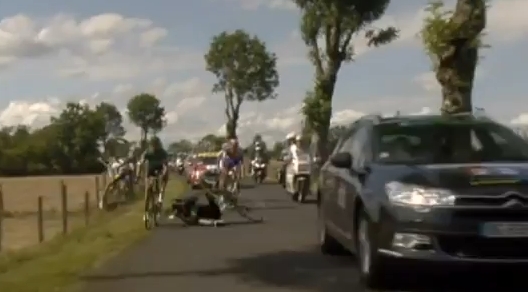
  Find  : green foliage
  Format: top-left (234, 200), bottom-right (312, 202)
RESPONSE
top-left (197, 134), bottom-right (225, 152)
top-left (126, 93), bottom-right (166, 142)
top-left (95, 102), bottom-right (125, 156)
top-left (419, 0), bottom-right (489, 69)
top-left (0, 103), bottom-right (107, 176)
top-left (168, 139), bottom-right (194, 154)
top-left (271, 142), bottom-right (284, 159)
top-left (294, 0), bottom-right (399, 73)
top-left (294, 0), bottom-right (397, 160)
top-left (0, 93), bottom-right (169, 176)
top-left (205, 29), bottom-right (279, 137)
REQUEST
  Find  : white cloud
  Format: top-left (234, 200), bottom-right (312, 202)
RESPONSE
top-left (511, 114), bottom-right (528, 125)
top-left (0, 99), bottom-right (61, 127)
top-left (0, 13), bottom-right (202, 79)
top-left (331, 109), bottom-right (364, 125)
top-left (221, 0), bottom-right (296, 10)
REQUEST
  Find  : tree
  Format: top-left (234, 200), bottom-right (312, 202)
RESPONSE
top-left (127, 93), bottom-right (166, 145)
top-left (198, 134), bottom-right (224, 152)
top-left (271, 141), bottom-right (284, 159)
top-left (205, 29), bottom-right (279, 138)
top-left (294, 0), bottom-right (398, 161)
top-left (96, 102), bottom-right (125, 156)
top-left (51, 102), bottom-right (106, 172)
top-left (168, 139), bottom-right (194, 154)
top-left (419, 0), bottom-right (488, 114)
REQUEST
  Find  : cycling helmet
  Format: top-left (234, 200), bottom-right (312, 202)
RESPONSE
top-left (286, 132), bottom-right (296, 140)
top-left (254, 134), bottom-right (262, 142)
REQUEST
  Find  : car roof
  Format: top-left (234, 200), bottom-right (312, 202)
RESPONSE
top-left (357, 113), bottom-right (496, 126)
top-left (196, 152), bottom-right (220, 157)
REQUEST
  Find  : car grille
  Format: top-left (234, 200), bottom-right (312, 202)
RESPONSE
top-left (455, 186), bottom-right (528, 207)
top-left (437, 236), bottom-right (528, 259)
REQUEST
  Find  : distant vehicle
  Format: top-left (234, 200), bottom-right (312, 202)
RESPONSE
top-left (316, 113), bottom-right (528, 289)
top-left (187, 152), bottom-right (220, 189)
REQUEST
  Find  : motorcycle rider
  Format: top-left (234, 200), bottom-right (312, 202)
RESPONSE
top-left (249, 134), bottom-right (269, 176)
top-left (279, 132), bottom-right (298, 185)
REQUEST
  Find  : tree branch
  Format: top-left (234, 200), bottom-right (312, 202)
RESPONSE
top-left (309, 38), bottom-right (324, 77)
top-left (340, 31), bottom-right (353, 54)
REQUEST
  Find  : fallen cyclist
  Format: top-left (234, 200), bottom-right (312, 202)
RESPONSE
top-left (168, 136), bottom-right (245, 226)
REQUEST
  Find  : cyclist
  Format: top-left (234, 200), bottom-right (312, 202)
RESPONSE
top-left (218, 136), bottom-right (244, 195)
top-left (139, 136), bottom-right (169, 219)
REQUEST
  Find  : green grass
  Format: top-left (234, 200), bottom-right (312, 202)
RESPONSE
top-left (0, 178), bottom-right (188, 292)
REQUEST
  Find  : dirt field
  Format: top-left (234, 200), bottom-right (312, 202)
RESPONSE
top-left (0, 174), bottom-right (108, 251)
top-left (0, 174), bottom-right (106, 214)
top-left (2, 215), bottom-right (87, 251)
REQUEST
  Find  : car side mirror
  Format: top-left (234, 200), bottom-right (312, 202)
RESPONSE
top-left (330, 152), bottom-right (352, 168)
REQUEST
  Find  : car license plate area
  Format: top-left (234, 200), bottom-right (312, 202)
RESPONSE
top-left (481, 222), bottom-right (528, 238)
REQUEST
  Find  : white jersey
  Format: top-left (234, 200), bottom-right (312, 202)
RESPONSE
top-left (289, 144), bottom-right (299, 161)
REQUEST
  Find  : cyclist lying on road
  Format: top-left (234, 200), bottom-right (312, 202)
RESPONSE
top-left (167, 136), bottom-right (243, 225)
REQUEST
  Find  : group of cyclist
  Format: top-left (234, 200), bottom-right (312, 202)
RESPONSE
top-left (107, 134), bottom-right (246, 222)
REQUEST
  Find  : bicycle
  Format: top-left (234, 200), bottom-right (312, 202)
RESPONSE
top-left (212, 169), bottom-right (263, 223)
top-left (144, 170), bottom-right (162, 230)
top-left (102, 168), bottom-right (136, 211)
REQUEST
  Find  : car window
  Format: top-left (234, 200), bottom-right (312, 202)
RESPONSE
top-left (332, 124), bottom-right (359, 155)
top-left (199, 157), bottom-right (218, 165)
top-left (374, 120), bottom-right (528, 164)
top-left (338, 126), bottom-right (370, 169)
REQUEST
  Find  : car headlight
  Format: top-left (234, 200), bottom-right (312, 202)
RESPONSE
top-left (385, 181), bottom-right (455, 207)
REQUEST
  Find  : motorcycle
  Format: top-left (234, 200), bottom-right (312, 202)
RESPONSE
top-left (285, 153), bottom-right (311, 203)
top-left (251, 158), bottom-right (267, 184)
top-left (177, 164), bottom-right (184, 175)
top-left (175, 159), bottom-right (185, 175)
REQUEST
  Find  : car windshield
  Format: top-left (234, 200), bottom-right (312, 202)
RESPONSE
top-left (374, 120), bottom-right (528, 164)
top-left (199, 157), bottom-right (217, 165)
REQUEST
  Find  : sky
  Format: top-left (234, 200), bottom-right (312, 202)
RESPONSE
top-left (0, 0), bottom-right (526, 145)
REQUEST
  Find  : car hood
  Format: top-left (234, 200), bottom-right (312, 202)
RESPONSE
top-left (381, 163), bottom-right (528, 189)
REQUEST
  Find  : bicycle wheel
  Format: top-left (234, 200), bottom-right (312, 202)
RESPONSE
top-left (102, 182), bottom-right (119, 211)
top-left (153, 177), bottom-right (161, 226)
top-left (233, 201), bottom-right (263, 223)
top-left (144, 183), bottom-right (156, 230)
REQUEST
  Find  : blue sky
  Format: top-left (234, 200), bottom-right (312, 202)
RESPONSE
top-left (0, 0), bottom-right (526, 144)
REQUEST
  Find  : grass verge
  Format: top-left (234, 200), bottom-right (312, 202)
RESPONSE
top-left (0, 178), bottom-right (188, 292)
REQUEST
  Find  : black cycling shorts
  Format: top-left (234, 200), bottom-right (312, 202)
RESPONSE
top-left (147, 166), bottom-right (164, 177)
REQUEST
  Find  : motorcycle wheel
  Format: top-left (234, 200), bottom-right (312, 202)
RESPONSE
top-left (293, 179), bottom-right (307, 203)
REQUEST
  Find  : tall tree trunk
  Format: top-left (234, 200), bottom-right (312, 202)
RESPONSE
top-left (140, 128), bottom-right (148, 149)
top-left (226, 117), bottom-right (238, 139)
top-left (437, 0), bottom-right (486, 115)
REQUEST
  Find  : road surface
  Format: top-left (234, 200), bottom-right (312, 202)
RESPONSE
top-left (83, 182), bottom-right (527, 292)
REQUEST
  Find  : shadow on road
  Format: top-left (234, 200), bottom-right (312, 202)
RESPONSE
top-left (83, 247), bottom-right (528, 292)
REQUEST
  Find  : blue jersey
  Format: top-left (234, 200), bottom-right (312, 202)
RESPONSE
top-left (220, 150), bottom-right (243, 169)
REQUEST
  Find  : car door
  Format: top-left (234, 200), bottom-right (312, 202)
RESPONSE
top-left (335, 124), bottom-right (373, 239)
top-left (320, 130), bottom-right (355, 233)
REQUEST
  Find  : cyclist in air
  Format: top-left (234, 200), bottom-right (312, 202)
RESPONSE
top-left (139, 136), bottom-right (169, 219)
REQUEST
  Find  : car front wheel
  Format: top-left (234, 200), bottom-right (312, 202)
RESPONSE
top-left (317, 205), bottom-right (344, 255)
top-left (356, 209), bottom-right (392, 289)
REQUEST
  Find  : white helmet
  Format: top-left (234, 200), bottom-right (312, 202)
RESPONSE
top-left (286, 132), bottom-right (296, 140)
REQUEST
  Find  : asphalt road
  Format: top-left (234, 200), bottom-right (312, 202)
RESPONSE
top-left (82, 181), bottom-right (528, 292)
